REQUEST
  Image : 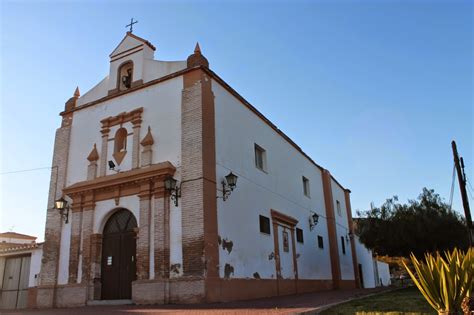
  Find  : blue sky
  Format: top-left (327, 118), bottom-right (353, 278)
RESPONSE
top-left (1, 0), bottom-right (472, 241)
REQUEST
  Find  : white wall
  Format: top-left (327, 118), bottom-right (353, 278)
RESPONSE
top-left (214, 80), bottom-right (333, 280)
top-left (67, 77), bottom-right (183, 186)
top-left (376, 261), bottom-right (391, 286)
top-left (331, 180), bottom-right (355, 280)
top-left (28, 247), bottom-right (42, 287)
top-left (0, 237), bottom-right (35, 244)
top-left (354, 237), bottom-right (376, 288)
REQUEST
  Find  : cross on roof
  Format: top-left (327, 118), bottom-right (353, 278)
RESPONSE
top-left (126, 18), bottom-right (138, 33)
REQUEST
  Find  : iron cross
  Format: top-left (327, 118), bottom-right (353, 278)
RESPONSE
top-left (126, 18), bottom-right (138, 33)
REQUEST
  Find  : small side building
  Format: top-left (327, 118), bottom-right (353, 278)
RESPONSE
top-left (0, 232), bottom-right (43, 310)
top-left (354, 236), bottom-right (391, 288)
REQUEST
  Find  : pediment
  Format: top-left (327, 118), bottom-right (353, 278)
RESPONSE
top-left (110, 32), bottom-right (156, 58)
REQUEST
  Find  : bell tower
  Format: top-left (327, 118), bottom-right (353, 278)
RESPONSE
top-left (107, 32), bottom-right (156, 95)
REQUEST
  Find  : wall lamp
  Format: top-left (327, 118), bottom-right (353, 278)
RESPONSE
top-left (164, 176), bottom-right (181, 207)
top-left (221, 172), bottom-right (238, 201)
top-left (309, 212), bottom-right (319, 231)
top-left (54, 197), bottom-right (70, 224)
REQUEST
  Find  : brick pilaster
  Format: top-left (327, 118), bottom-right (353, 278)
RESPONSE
top-left (154, 188), bottom-right (170, 279)
top-left (80, 198), bottom-right (95, 284)
top-left (181, 68), bottom-right (218, 301)
top-left (322, 170), bottom-right (341, 289)
top-left (137, 181), bottom-right (152, 280)
top-left (89, 233), bottom-right (102, 300)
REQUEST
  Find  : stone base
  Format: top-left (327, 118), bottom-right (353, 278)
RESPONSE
top-left (339, 279), bottom-right (357, 289)
top-left (34, 278), bottom-right (355, 308)
top-left (36, 285), bottom-right (55, 309)
top-left (206, 278), bottom-right (336, 303)
top-left (55, 284), bottom-right (87, 308)
top-left (27, 287), bottom-right (38, 309)
top-left (132, 278), bottom-right (205, 305)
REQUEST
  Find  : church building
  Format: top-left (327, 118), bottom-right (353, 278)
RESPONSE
top-left (35, 31), bottom-right (362, 308)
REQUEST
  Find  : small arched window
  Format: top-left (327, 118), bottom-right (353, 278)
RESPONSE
top-left (114, 127), bottom-right (128, 153)
top-left (118, 61), bottom-right (133, 91)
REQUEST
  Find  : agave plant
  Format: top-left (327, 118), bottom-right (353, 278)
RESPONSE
top-left (403, 248), bottom-right (473, 314)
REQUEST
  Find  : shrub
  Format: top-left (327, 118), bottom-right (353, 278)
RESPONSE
top-left (403, 248), bottom-right (473, 314)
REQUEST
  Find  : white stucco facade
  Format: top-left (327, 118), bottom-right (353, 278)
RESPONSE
top-left (213, 80), bottom-right (336, 281)
top-left (36, 31), bottom-right (390, 308)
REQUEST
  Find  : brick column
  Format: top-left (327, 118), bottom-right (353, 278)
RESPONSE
top-left (154, 183), bottom-right (169, 279)
top-left (322, 170), bottom-right (341, 289)
top-left (132, 119), bottom-right (141, 169)
top-left (68, 202), bottom-right (83, 284)
top-left (80, 195), bottom-right (95, 286)
top-left (136, 181), bottom-right (152, 280)
top-left (345, 189), bottom-right (361, 288)
top-left (37, 97), bottom-right (74, 308)
top-left (99, 128), bottom-right (109, 177)
top-left (90, 233), bottom-right (102, 300)
top-left (181, 69), bottom-right (218, 284)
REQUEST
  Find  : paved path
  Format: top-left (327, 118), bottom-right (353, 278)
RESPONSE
top-left (2, 287), bottom-right (392, 315)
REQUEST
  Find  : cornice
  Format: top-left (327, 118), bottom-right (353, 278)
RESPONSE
top-left (63, 162), bottom-right (175, 196)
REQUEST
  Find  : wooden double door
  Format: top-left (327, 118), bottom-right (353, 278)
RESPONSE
top-left (101, 209), bottom-right (137, 300)
top-left (0, 255), bottom-right (30, 309)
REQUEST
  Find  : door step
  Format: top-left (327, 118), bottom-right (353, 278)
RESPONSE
top-left (87, 299), bottom-right (133, 306)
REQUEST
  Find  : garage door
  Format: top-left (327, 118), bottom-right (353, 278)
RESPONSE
top-left (0, 255), bottom-right (31, 309)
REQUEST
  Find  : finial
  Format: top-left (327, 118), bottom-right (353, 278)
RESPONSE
top-left (187, 42), bottom-right (209, 68)
top-left (194, 42), bottom-right (201, 54)
top-left (140, 126), bottom-right (154, 146)
top-left (74, 86), bottom-right (80, 98)
top-left (87, 144), bottom-right (99, 162)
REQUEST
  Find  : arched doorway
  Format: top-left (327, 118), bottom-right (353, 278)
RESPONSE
top-left (101, 209), bottom-right (137, 300)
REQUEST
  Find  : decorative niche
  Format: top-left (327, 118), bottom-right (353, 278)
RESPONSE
top-left (113, 127), bottom-right (128, 165)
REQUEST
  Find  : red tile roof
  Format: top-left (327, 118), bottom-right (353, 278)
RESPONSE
top-left (0, 232), bottom-right (37, 240)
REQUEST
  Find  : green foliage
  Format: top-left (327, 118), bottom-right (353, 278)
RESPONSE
top-left (356, 188), bottom-right (469, 258)
top-left (321, 287), bottom-right (434, 314)
top-left (403, 248), bottom-right (473, 313)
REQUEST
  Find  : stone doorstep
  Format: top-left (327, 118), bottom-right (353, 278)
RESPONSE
top-left (86, 299), bottom-right (133, 306)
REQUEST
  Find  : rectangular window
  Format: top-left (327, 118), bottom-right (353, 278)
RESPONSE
top-left (318, 235), bottom-right (324, 249)
top-left (336, 200), bottom-right (342, 216)
top-left (341, 236), bottom-right (346, 254)
top-left (296, 228), bottom-right (304, 243)
top-left (259, 215), bottom-right (270, 234)
top-left (254, 144), bottom-right (267, 172)
top-left (302, 176), bottom-right (310, 197)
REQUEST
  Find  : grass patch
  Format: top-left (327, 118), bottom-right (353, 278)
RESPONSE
top-left (320, 286), bottom-right (435, 315)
